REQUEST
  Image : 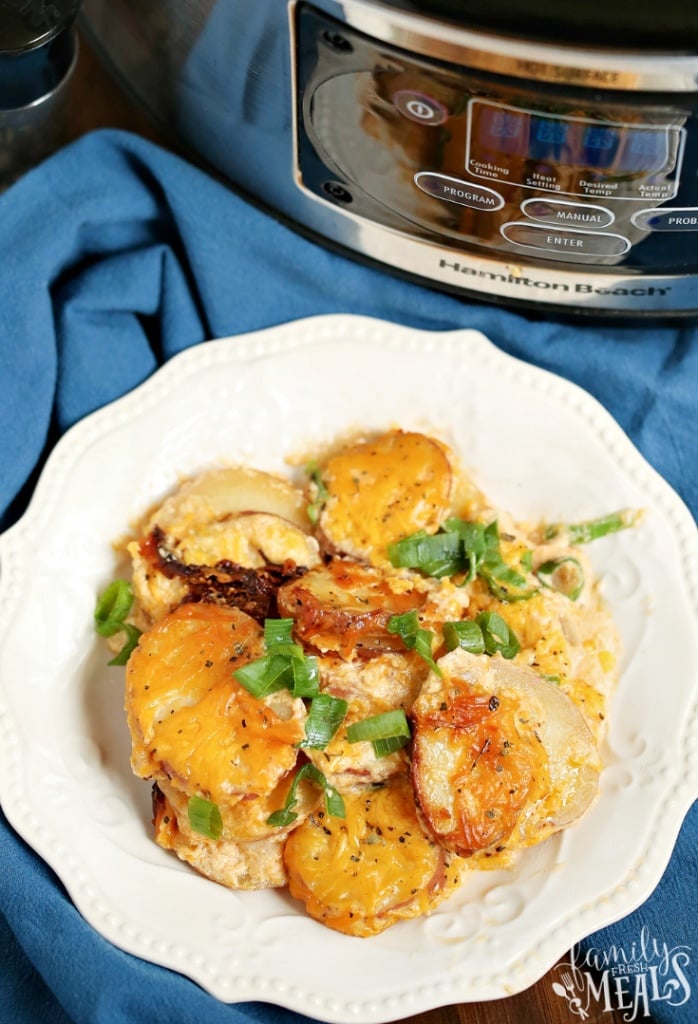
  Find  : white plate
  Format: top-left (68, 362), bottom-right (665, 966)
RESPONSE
top-left (0, 314), bottom-right (697, 1022)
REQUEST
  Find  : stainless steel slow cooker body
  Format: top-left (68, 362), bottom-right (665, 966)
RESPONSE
top-left (82, 0), bottom-right (698, 315)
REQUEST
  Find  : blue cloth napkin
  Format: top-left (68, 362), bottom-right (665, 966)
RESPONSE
top-left (0, 130), bottom-right (696, 1024)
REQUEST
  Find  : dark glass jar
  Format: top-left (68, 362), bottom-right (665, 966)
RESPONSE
top-left (0, 1), bottom-right (82, 189)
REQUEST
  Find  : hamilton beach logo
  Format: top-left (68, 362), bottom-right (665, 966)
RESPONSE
top-left (552, 928), bottom-right (692, 1020)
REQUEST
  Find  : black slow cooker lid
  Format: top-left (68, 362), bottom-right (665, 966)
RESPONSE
top-left (394, 0), bottom-right (698, 52)
top-left (0, 0), bottom-right (80, 108)
top-left (0, 0), bottom-right (81, 55)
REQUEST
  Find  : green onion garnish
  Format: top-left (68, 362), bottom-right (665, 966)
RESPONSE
top-left (234, 619), bottom-right (321, 699)
top-left (443, 619), bottom-right (486, 655)
top-left (390, 519), bottom-right (537, 601)
top-left (536, 557), bottom-right (585, 601)
top-left (372, 735), bottom-right (410, 757)
top-left (94, 579), bottom-right (142, 664)
top-left (108, 623), bottom-right (142, 666)
top-left (306, 461), bottom-right (330, 525)
top-left (299, 694), bottom-right (348, 749)
top-left (233, 652), bottom-right (293, 698)
top-left (478, 521), bottom-right (539, 602)
top-left (441, 517), bottom-right (487, 584)
top-left (387, 610), bottom-right (441, 675)
top-left (266, 763), bottom-right (345, 828)
top-left (94, 579), bottom-right (134, 637)
top-left (346, 709), bottom-right (411, 758)
top-left (290, 654), bottom-right (320, 698)
top-left (387, 530), bottom-right (463, 578)
top-left (264, 618), bottom-right (295, 649)
top-left (545, 508), bottom-right (640, 544)
top-left (188, 795), bottom-right (223, 840)
top-left (476, 610), bottom-right (520, 659)
top-left (443, 613), bottom-right (520, 660)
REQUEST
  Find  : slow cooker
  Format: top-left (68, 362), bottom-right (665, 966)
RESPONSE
top-left (81, 0), bottom-right (698, 316)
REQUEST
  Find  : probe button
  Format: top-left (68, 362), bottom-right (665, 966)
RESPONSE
top-left (631, 207), bottom-right (698, 231)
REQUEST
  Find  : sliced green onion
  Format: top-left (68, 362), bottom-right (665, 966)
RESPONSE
top-left (108, 623), bottom-right (142, 666)
top-left (234, 618), bottom-right (322, 698)
top-left (306, 461), bottom-right (330, 525)
top-left (520, 549), bottom-right (533, 572)
top-left (443, 619), bottom-right (486, 655)
top-left (188, 795), bottom-right (223, 840)
top-left (291, 654), bottom-right (320, 698)
top-left (264, 618), bottom-right (295, 649)
top-left (442, 517), bottom-right (487, 583)
top-left (94, 579), bottom-right (134, 638)
top-left (536, 557), bottom-right (585, 601)
top-left (546, 508), bottom-right (641, 544)
top-left (233, 652), bottom-right (292, 697)
top-left (299, 694), bottom-right (348, 749)
top-left (541, 673), bottom-right (561, 685)
top-left (387, 610), bottom-right (441, 675)
top-left (399, 518), bottom-right (537, 600)
top-left (346, 709), bottom-right (411, 758)
top-left (479, 521), bottom-right (538, 602)
top-left (266, 762), bottom-right (345, 827)
top-left (346, 709), bottom-right (411, 744)
top-left (388, 530), bottom-right (463, 577)
top-left (475, 610), bottom-right (520, 659)
top-left (371, 735), bottom-right (410, 757)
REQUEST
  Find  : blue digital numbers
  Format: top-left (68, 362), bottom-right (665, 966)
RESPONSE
top-left (535, 119), bottom-right (568, 145)
top-left (488, 109), bottom-right (522, 140)
top-left (582, 125), bottom-right (619, 167)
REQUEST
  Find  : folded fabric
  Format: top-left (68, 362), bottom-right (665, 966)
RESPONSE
top-left (0, 129), bottom-right (696, 1024)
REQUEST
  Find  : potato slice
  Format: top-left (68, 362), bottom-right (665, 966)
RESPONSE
top-left (152, 466), bottom-right (311, 533)
top-left (153, 783), bottom-right (288, 890)
top-left (284, 775), bottom-right (463, 936)
top-left (411, 648), bottom-right (600, 857)
top-left (129, 509), bottom-right (320, 625)
top-left (277, 559), bottom-right (427, 658)
top-left (127, 467), bottom-right (319, 623)
top-left (305, 691), bottom-right (408, 791)
top-left (126, 603), bottom-right (306, 808)
top-left (317, 430), bottom-right (452, 566)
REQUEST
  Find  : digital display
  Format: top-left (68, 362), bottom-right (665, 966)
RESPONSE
top-left (474, 103), bottom-right (670, 175)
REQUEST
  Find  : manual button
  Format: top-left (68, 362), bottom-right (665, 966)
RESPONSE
top-left (521, 198), bottom-right (614, 229)
top-left (501, 222), bottom-right (630, 257)
top-left (415, 172), bottom-right (505, 211)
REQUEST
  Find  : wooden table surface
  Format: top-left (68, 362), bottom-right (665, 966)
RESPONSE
top-left (58, 28), bottom-right (629, 1024)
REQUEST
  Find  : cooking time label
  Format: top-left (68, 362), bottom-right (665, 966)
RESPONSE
top-left (465, 99), bottom-right (685, 201)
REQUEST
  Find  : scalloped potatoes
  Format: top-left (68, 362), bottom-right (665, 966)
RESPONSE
top-left (107, 428), bottom-right (625, 935)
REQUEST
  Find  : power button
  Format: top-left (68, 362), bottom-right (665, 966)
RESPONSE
top-left (392, 90), bottom-right (448, 126)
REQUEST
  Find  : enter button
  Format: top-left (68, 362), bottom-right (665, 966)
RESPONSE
top-left (501, 222), bottom-right (630, 257)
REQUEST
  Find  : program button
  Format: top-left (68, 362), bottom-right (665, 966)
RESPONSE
top-left (414, 173), bottom-right (505, 211)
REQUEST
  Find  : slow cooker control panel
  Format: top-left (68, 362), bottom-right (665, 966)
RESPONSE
top-left (295, 4), bottom-right (697, 273)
